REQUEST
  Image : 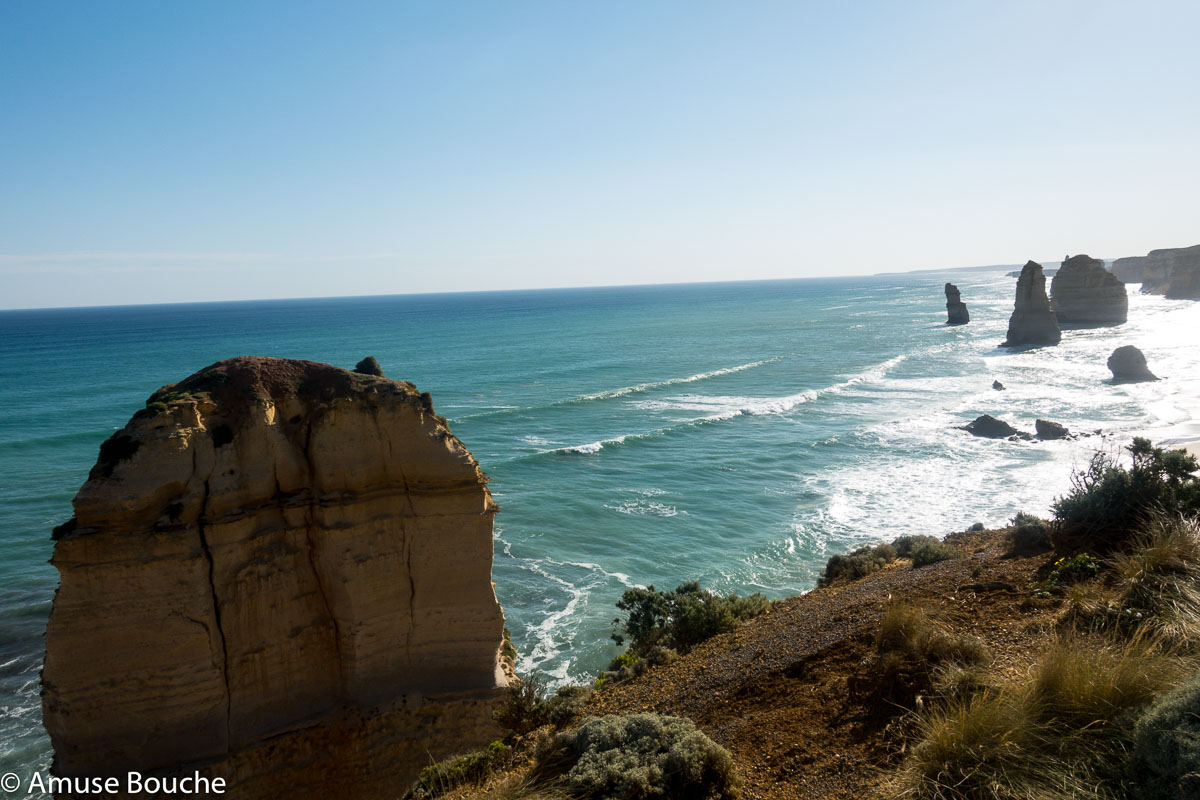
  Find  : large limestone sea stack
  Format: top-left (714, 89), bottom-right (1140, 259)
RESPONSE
top-left (1002, 261), bottom-right (1061, 347)
top-left (1050, 254), bottom-right (1127, 325)
top-left (42, 357), bottom-right (508, 797)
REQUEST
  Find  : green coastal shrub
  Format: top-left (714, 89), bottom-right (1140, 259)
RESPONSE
top-left (818, 542), bottom-right (897, 587)
top-left (530, 713), bottom-right (737, 800)
top-left (1126, 669), bottom-right (1200, 800)
top-left (611, 582), bottom-right (768, 655)
top-left (908, 539), bottom-right (959, 568)
top-left (1007, 512), bottom-right (1053, 555)
top-left (1052, 438), bottom-right (1200, 550)
top-left (891, 535), bottom-right (960, 567)
top-left (1043, 553), bottom-right (1100, 588)
top-left (403, 740), bottom-right (512, 799)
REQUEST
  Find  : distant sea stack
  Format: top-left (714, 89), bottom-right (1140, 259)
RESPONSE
top-left (42, 357), bottom-right (508, 796)
top-left (1050, 254), bottom-right (1128, 325)
top-left (1139, 244), bottom-right (1200, 299)
top-left (1002, 261), bottom-right (1061, 347)
top-left (1108, 346), bottom-right (1159, 384)
top-left (944, 283), bottom-right (969, 324)
top-left (1111, 256), bottom-right (1146, 283)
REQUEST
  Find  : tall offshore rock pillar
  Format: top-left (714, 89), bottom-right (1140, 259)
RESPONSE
top-left (1001, 261), bottom-right (1061, 347)
top-left (42, 357), bottom-right (508, 797)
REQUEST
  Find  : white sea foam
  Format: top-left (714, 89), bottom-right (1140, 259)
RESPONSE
top-left (564, 357), bottom-right (782, 404)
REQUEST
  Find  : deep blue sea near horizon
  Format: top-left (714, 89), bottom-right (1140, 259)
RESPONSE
top-left (3, 271), bottom-right (1199, 777)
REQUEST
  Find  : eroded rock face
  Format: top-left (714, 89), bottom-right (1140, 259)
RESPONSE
top-left (944, 283), bottom-right (969, 325)
top-left (1108, 346), bottom-right (1159, 384)
top-left (1140, 245), bottom-right (1200, 298)
top-left (43, 357), bottom-right (507, 796)
top-left (1035, 419), bottom-right (1070, 440)
top-left (1002, 261), bottom-right (1061, 347)
top-left (1050, 255), bottom-right (1128, 325)
top-left (961, 415), bottom-right (1027, 439)
top-left (1112, 256), bottom-right (1146, 284)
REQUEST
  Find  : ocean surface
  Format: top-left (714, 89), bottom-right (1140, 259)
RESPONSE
top-left (2, 270), bottom-right (1198, 777)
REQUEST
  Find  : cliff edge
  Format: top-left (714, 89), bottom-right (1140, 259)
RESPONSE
top-left (43, 356), bottom-right (507, 797)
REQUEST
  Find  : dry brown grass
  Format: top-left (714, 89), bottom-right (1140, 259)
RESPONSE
top-left (890, 634), bottom-right (1187, 800)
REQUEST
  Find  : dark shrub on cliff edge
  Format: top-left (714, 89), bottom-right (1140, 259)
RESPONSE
top-left (818, 542), bottom-right (898, 587)
top-left (493, 673), bottom-right (551, 736)
top-left (1007, 512), bottom-right (1053, 555)
top-left (529, 713), bottom-right (738, 800)
top-left (1052, 438), bottom-right (1200, 551)
top-left (611, 582), bottom-right (768, 655)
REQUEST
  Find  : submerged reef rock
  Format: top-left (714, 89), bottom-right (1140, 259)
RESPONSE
top-left (1035, 419), bottom-right (1070, 440)
top-left (940, 284), bottom-right (969, 326)
top-left (961, 414), bottom-right (1028, 439)
top-left (353, 355), bottom-right (385, 376)
top-left (1139, 244), bottom-right (1200, 299)
top-left (944, 282), bottom-right (969, 325)
top-left (1108, 345), bottom-right (1160, 384)
top-left (1050, 254), bottom-right (1128, 325)
top-left (1112, 255), bottom-right (1146, 283)
top-left (1002, 261), bottom-right (1061, 347)
top-left (42, 357), bottom-right (507, 795)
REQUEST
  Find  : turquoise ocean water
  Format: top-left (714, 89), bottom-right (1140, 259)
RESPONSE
top-left (2, 271), bottom-right (1198, 776)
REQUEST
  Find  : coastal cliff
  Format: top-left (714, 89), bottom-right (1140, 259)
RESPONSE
top-left (1139, 244), bottom-right (1200, 298)
top-left (42, 357), bottom-right (507, 797)
top-left (1111, 256), bottom-right (1146, 283)
top-left (1050, 254), bottom-right (1127, 325)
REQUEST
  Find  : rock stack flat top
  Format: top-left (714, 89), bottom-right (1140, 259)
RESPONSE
top-left (42, 356), bottom-right (507, 791)
top-left (944, 282), bottom-right (969, 325)
top-left (1002, 261), bottom-right (1061, 347)
top-left (1050, 254), bottom-right (1128, 325)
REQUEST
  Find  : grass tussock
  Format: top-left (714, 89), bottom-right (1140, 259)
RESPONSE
top-left (859, 604), bottom-right (990, 709)
top-left (891, 635), bottom-right (1186, 800)
top-left (1061, 516), bottom-right (1200, 647)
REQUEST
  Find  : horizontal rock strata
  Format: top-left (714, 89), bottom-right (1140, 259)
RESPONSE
top-left (1140, 245), bottom-right (1200, 298)
top-left (1111, 256), bottom-right (1146, 283)
top-left (1050, 254), bottom-right (1127, 325)
top-left (43, 357), bottom-right (507, 797)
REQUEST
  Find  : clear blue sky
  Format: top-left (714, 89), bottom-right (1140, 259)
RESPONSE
top-left (2, 1), bottom-right (1198, 309)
